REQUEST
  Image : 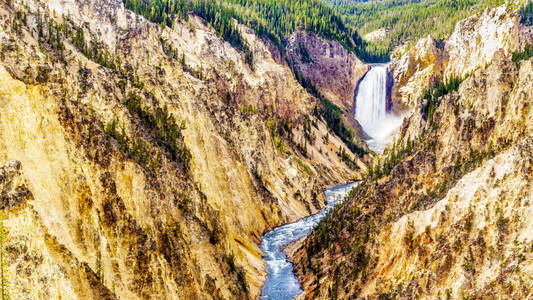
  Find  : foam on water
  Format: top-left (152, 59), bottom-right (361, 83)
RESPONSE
top-left (260, 182), bottom-right (358, 299)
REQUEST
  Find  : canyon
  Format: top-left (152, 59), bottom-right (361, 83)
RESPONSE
top-left (0, 0), bottom-right (368, 298)
top-left (290, 4), bottom-right (533, 299)
top-left (0, 0), bottom-right (531, 299)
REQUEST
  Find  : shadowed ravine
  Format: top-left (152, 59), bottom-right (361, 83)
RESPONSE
top-left (259, 182), bottom-right (358, 299)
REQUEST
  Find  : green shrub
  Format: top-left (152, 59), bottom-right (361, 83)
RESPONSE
top-left (240, 104), bottom-right (258, 114)
top-left (512, 44), bottom-right (533, 67)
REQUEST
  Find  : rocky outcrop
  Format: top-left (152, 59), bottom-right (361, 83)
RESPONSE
top-left (389, 36), bottom-right (446, 112)
top-left (363, 28), bottom-right (387, 43)
top-left (0, 0), bottom-right (364, 298)
top-left (286, 31), bottom-right (369, 111)
top-left (390, 5), bottom-right (523, 111)
top-left (518, 21), bottom-right (533, 48)
top-left (357, 136), bottom-right (533, 298)
top-left (443, 4), bottom-right (520, 79)
top-left (0, 161), bottom-right (33, 211)
top-left (291, 28), bottom-right (533, 300)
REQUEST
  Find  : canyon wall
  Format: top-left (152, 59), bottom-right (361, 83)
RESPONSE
top-left (286, 31), bottom-right (369, 112)
top-left (291, 5), bottom-right (533, 299)
top-left (0, 0), bottom-right (364, 298)
top-left (390, 4), bottom-right (526, 112)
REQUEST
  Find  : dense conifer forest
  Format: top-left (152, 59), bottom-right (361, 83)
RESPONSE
top-left (324, 0), bottom-right (508, 54)
top-left (122, 0), bottom-right (389, 62)
top-left (520, 0), bottom-right (533, 25)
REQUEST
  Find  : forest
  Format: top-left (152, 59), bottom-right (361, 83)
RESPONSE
top-left (520, 0), bottom-right (533, 26)
top-left (324, 0), bottom-right (508, 55)
top-left (122, 0), bottom-right (522, 65)
top-left (122, 0), bottom-right (389, 62)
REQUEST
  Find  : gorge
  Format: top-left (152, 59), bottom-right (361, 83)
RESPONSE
top-left (259, 182), bottom-right (358, 299)
top-left (260, 62), bottom-right (406, 299)
top-left (0, 0), bottom-right (531, 299)
top-left (290, 3), bottom-right (533, 299)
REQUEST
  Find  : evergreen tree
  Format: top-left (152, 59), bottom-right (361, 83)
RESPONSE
top-left (324, 0), bottom-right (506, 56)
top-left (121, 0), bottom-right (388, 62)
top-left (519, 0), bottom-right (533, 26)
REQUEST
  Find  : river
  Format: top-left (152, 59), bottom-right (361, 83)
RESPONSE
top-left (260, 64), bottom-right (403, 299)
top-left (259, 182), bottom-right (359, 299)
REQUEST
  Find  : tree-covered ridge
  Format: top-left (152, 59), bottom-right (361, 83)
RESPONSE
top-left (520, 0), bottom-right (533, 26)
top-left (324, 0), bottom-right (507, 55)
top-left (123, 0), bottom-right (372, 160)
top-left (124, 0), bottom-right (249, 50)
top-left (122, 0), bottom-right (388, 62)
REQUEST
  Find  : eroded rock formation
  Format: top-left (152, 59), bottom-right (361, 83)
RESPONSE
top-left (290, 5), bottom-right (533, 299)
top-left (390, 4), bottom-right (529, 112)
top-left (286, 31), bottom-right (369, 112)
top-left (0, 0), bottom-right (366, 298)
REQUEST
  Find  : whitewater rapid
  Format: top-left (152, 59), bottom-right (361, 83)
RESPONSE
top-left (259, 182), bottom-right (358, 299)
top-left (259, 65), bottom-right (401, 299)
top-left (354, 65), bottom-right (404, 152)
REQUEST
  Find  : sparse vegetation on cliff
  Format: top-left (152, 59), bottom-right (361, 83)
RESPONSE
top-left (292, 67), bottom-right (367, 157)
top-left (123, 92), bottom-right (192, 173)
top-left (10, 6), bottom-right (121, 73)
top-left (122, 0), bottom-right (387, 62)
top-left (105, 117), bottom-right (160, 172)
top-left (421, 76), bottom-right (462, 124)
top-left (337, 146), bottom-right (358, 170)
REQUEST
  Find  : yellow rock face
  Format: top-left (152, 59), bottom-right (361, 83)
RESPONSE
top-left (390, 36), bottom-right (445, 112)
top-left (0, 0), bottom-right (363, 298)
top-left (291, 14), bottom-right (533, 298)
top-left (390, 5), bottom-right (522, 112)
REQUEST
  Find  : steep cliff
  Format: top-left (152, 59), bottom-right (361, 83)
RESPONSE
top-left (0, 0), bottom-right (365, 298)
top-left (389, 36), bottom-right (446, 113)
top-left (286, 31), bottom-right (369, 112)
top-left (390, 4), bottom-right (526, 111)
top-left (291, 6), bottom-right (533, 299)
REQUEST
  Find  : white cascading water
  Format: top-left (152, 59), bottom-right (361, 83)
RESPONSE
top-left (354, 65), bottom-right (403, 152)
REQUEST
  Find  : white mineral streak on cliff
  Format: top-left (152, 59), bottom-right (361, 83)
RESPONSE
top-left (444, 4), bottom-right (519, 79)
top-left (390, 5), bottom-right (522, 111)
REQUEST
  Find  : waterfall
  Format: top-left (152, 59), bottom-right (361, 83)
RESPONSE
top-left (354, 65), bottom-right (403, 152)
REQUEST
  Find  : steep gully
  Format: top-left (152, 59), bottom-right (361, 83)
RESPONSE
top-left (259, 65), bottom-right (404, 299)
